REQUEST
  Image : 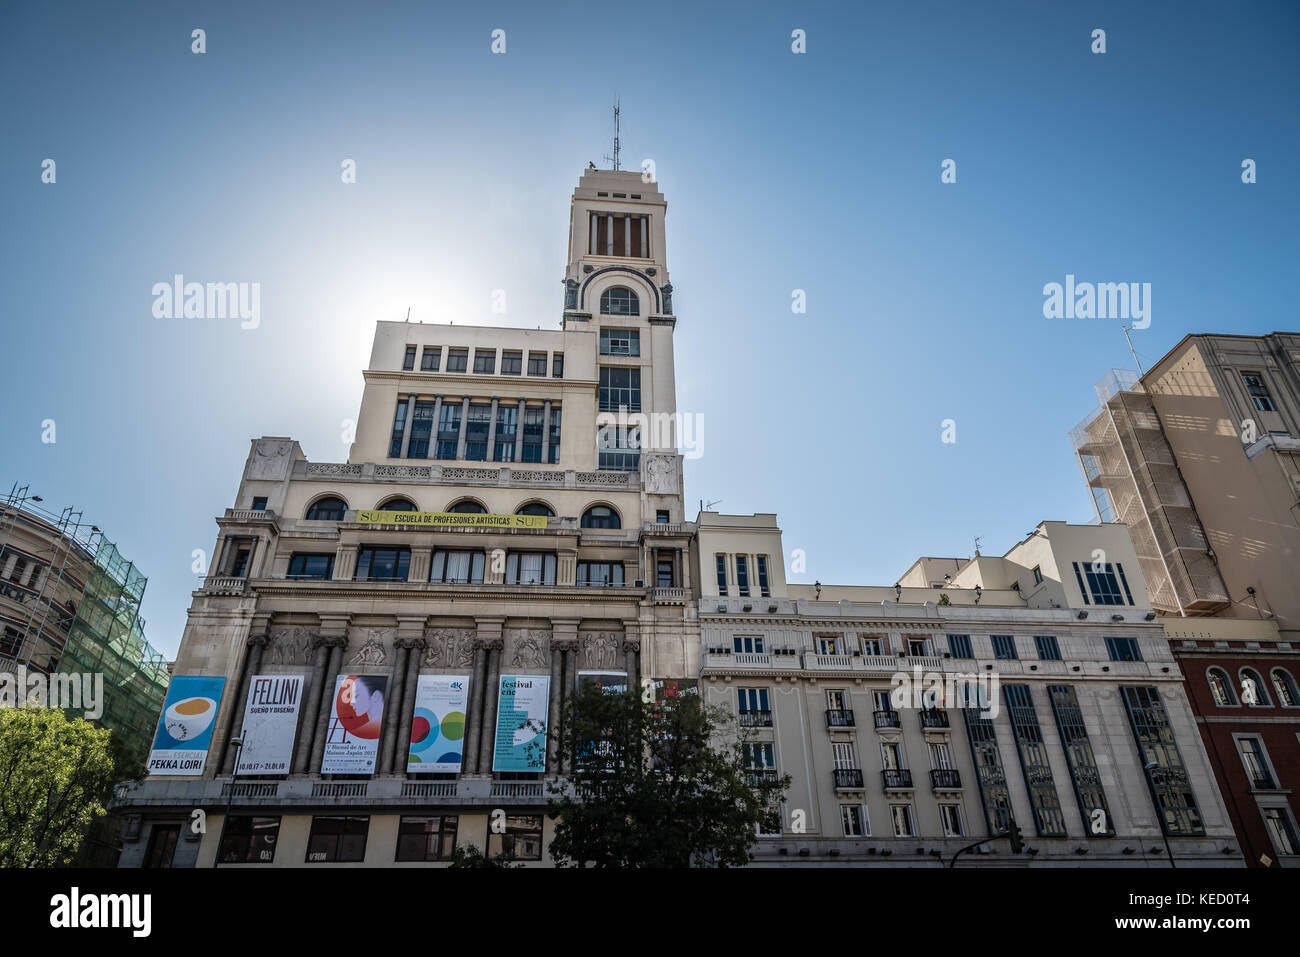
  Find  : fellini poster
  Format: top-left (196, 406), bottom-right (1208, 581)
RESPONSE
top-left (492, 675), bottom-right (550, 772)
top-left (321, 674), bottom-right (388, 774)
top-left (147, 675), bottom-right (226, 776)
top-left (407, 674), bottom-right (470, 773)
top-left (236, 674), bottom-right (304, 775)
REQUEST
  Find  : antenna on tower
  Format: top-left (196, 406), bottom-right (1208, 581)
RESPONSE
top-left (602, 100), bottom-right (621, 171)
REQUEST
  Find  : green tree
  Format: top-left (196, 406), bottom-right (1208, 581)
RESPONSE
top-left (545, 683), bottom-right (789, 868)
top-left (447, 843), bottom-right (521, 868)
top-left (0, 708), bottom-right (117, 867)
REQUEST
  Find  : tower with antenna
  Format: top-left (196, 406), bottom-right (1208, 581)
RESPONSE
top-left (602, 100), bottom-right (621, 171)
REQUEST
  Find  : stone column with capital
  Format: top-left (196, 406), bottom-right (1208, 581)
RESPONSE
top-left (380, 641), bottom-right (410, 775)
top-left (486, 397), bottom-right (500, 458)
top-left (463, 640), bottom-right (489, 774)
top-left (293, 637), bottom-right (332, 774)
top-left (550, 620), bottom-right (580, 774)
top-left (455, 396), bottom-right (470, 459)
top-left (221, 622), bottom-right (270, 775)
top-left (307, 620), bottom-right (351, 774)
top-left (623, 640), bottom-right (641, 691)
top-left (473, 634), bottom-right (501, 780)
top-left (393, 635), bottom-right (425, 775)
top-left (513, 398), bottom-right (526, 462)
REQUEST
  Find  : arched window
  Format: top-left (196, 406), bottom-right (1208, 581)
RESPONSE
top-left (447, 500), bottom-right (487, 514)
top-left (306, 497), bottom-right (347, 521)
top-left (1240, 668), bottom-right (1273, 707)
top-left (600, 286), bottom-right (639, 316)
top-left (581, 505), bottom-right (620, 529)
top-left (378, 498), bottom-right (418, 512)
top-left (1271, 668), bottom-right (1299, 707)
top-left (516, 503), bottom-right (554, 517)
top-left (1207, 668), bottom-right (1237, 707)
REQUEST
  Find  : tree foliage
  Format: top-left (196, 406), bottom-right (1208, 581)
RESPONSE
top-left (0, 708), bottom-right (117, 868)
top-left (546, 684), bottom-right (789, 868)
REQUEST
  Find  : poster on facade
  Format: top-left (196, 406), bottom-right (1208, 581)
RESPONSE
top-left (235, 674), bottom-right (304, 776)
top-left (492, 675), bottom-right (550, 772)
top-left (321, 674), bottom-right (388, 774)
top-left (147, 675), bottom-right (226, 776)
top-left (578, 671), bottom-right (628, 695)
top-left (407, 674), bottom-right (471, 773)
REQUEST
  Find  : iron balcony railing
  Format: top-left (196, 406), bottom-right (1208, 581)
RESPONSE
top-left (882, 769), bottom-right (913, 790)
top-left (825, 708), bottom-right (855, 728)
top-left (930, 768), bottom-right (962, 790)
top-left (833, 768), bottom-right (864, 790)
top-left (738, 709), bottom-right (773, 728)
top-left (874, 710), bottom-right (901, 729)
top-left (920, 708), bottom-right (950, 729)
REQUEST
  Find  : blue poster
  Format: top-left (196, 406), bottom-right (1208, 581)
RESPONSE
top-left (147, 675), bottom-right (226, 776)
top-left (492, 675), bottom-right (550, 772)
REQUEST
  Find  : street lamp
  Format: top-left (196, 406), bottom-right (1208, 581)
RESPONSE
top-left (1144, 760), bottom-right (1176, 868)
top-left (213, 731), bottom-right (246, 868)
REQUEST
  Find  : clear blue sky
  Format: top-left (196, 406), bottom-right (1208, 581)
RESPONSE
top-left (3, 1), bottom-right (1297, 658)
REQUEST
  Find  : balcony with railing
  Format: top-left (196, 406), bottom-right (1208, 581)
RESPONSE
top-left (874, 710), bottom-right (901, 730)
top-left (745, 768), bottom-right (779, 787)
top-left (825, 709), bottom-right (855, 728)
top-left (738, 709), bottom-right (773, 728)
top-left (832, 768), bottom-right (864, 790)
top-left (920, 708), bottom-right (949, 729)
top-left (930, 768), bottom-right (962, 790)
top-left (881, 769), bottom-right (913, 790)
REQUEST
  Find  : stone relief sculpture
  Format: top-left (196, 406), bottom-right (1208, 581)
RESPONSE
top-left (422, 628), bottom-right (475, 669)
top-left (265, 626), bottom-right (316, 666)
top-left (643, 453), bottom-right (679, 494)
top-left (581, 632), bottom-right (621, 671)
top-left (246, 438), bottom-right (294, 480)
top-left (509, 630), bottom-right (550, 669)
top-left (348, 629), bottom-right (391, 666)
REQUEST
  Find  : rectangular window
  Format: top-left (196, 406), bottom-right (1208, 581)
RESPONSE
top-left (527, 352), bottom-right (547, 376)
top-left (736, 556), bottom-right (750, 597)
top-left (464, 403), bottom-right (492, 461)
top-left (288, 553), bottom-right (335, 580)
top-left (940, 805), bottom-right (964, 837)
top-left (144, 824), bottom-right (179, 868)
top-left (1047, 685), bottom-right (1114, 836)
top-left (1242, 372), bottom-right (1277, 412)
top-left (431, 550), bottom-right (485, 585)
top-left (742, 742), bottom-right (775, 769)
top-left (1032, 564), bottom-right (1043, 585)
top-left (356, 547), bottom-right (411, 582)
top-left (473, 350), bottom-right (495, 375)
top-left (1004, 684), bottom-right (1067, 836)
top-left (576, 561), bottom-right (624, 586)
top-left (733, 636), bottom-right (764, 654)
top-left (1034, 635), bottom-right (1062, 660)
top-left (598, 367), bottom-right (641, 412)
top-left (597, 423), bottom-right (640, 471)
top-left (756, 556), bottom-right (770, 597)
top-left (716, 555), bottom-right (728, 595)
top-left (306, 816), bottom-right (369, 863)
top-left (890, 805), bottom-right (915, 837)
top-left (402, 345), bottom-right (416, 371)
top-left (219, 816), bottom-right (281, 864)
top-left (833, 742), bottom-right (857, 771)
top-left (656, 510), bottom-right (670, 524)
top-left (992, 635), bottom-right (1018, 660)
top-left (817, 635), bottom-right (841, 655)
top-left (826, 689), bottom-right (847, 711)
top-left (860, 636), bottom-right (883, 656)
top-left (408, 400), bottom-right (436, 459)
top-left (1120, 686), bottom-right (1205, 836)
top-left (1238, 737), bottom-right (1276, 790)
top-left (841, 804), bottom-right (867, 837)
top-left (548, 407), bottom-right (561, 464)
top-left (929, 740), bottom-right (954, 770)
top-left (1074, 561), bottom-right (1133, 606)
top-left (494, 404), bottom-right (517, 462)
top-left (420, 347), bottom-right (439, 372)
top-left (505, 552), bottom-right (556, 586)
top-left (880, 741), bottom-right (902, 770)
top-left (947, 634), bottom-right (973, 658)
top-left (251, 497), bottom-right (267, 511)
top-left (446, 349), bottom-right (468, 373)
top-left (436, 402), bottom-right (461, 459)
top-left (907, 637), bottom-right (931, 657)
top-left (737, 687), bottom-right (770, 726)
top-left (488, 815), bottom-right (543, 860)
top-left (656, 559), bottom-right (674, 588)
top-left (552, 353), bottom-right (564, 378)
top-left (501, 351), bottom-right (522, 375)
top-left (395, 815), bottom-right (458, 862)
top-left (1263, 808), bottom-right (1299, 855)
top-left (963, 705), bottom-right (1014, 834)
top-left (521, 406), bottom-right (544, 463)
top-left (600, 328), bottom-right (641, 356)
top-left (1105, 637), bottom-right (1142, 662)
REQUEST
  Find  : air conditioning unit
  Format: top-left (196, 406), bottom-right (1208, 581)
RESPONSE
top-left (634, 579), bottom-right (644, 587)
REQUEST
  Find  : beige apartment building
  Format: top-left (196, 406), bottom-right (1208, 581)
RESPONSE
top-left (1071, 333), bottom-right (1300, 637)
top-left (114, 168), bottom-right (699, 868)
top-left (697, 514), bottom-right (1239, 866)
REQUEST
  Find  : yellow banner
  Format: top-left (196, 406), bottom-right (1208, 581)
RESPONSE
top-left (355, 510), bottom-right (548, 529)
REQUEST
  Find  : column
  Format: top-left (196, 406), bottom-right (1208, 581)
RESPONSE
top-left (430, 395), bottom-right (443, 458)
top-left (454, 396), bottom-right (470, 460)
top-left (221, 621), bottom-right (270, 774)
top-left (485, 396), bottom-right (500, 462)
top-left (379, 641), bottom-right (409, 774)
top-left (606, 212), bottom-right (614, 255)
top-left (293, 637), bottom-right (332, 774)
top-left (541, 399), bottom-right (552, 464)
top-left (623, 214), bottom-right (630, 258)
top-left (463, 640), bottom-right (489, 774)
top-left (308, 624), bottom-right (350, 774)
top-left (640, 216), bottom-right (648, 258)
top-left (590, 212), bottom-right (597, 255)
top-left (546, 637), bottom-right (564, 772)
top-left (393, 636), bottom-right (424, 776)
top-left (513, 398), bottom-right (526, 462)
top-left (624, 639), bottom-right (641, 691)
top-left (398, 394), bottom-right (416, 458)
top-left (476, 639), bottom-right (504, 774)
